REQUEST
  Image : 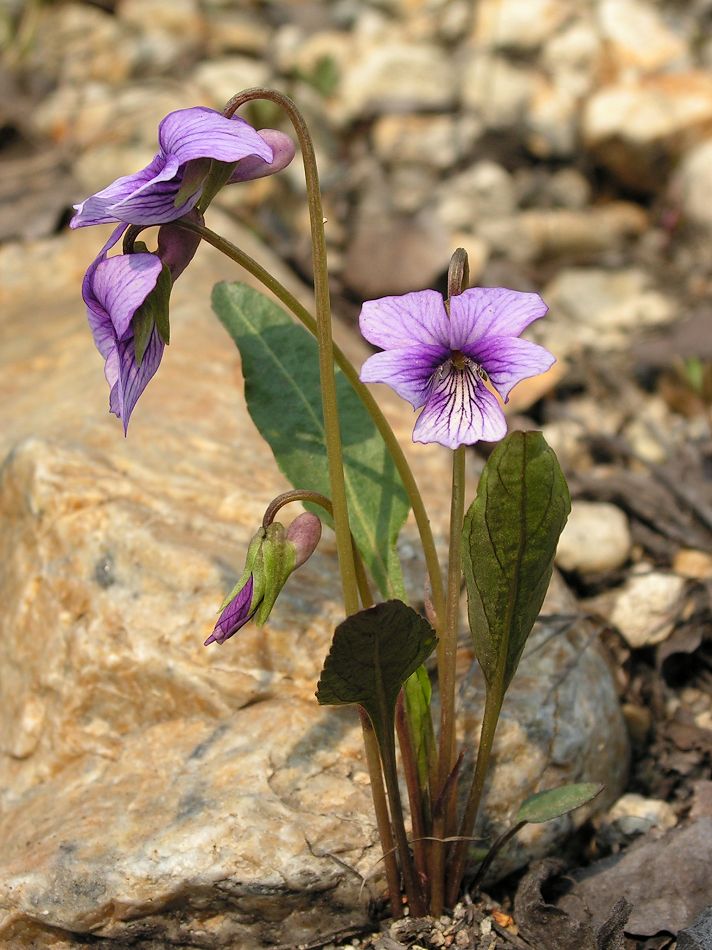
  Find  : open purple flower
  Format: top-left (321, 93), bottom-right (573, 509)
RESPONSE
top-left (359, 288), bottom-right (555, 449)
top-left (70, 107), bottom-right (295, 229)
top-left (82, 219), bottom-right (201, 432)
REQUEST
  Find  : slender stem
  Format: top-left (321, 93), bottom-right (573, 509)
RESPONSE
top-left (395, 692), bottom-right (428, 897)
top-left (445, 689), bottom-right (503, 907)
top-left (430, 446), bottom-right (466, 916)
top-left (379, 710), bottom-right (427, 917)
top-left (223, 88), bottom-right (358, 616)
top-left (359, 709), bottom-right (403, 919)
top-left (175, 218), bottom-right (445, 620)
top-left (468, 820), bottom-right (526, 895)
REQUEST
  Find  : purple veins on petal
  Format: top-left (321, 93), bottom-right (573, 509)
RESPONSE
top-left (358, 284), bottom-right (555, 449)
top-left (205, 575), bottom-right (256, 646)
top-left (83, 249), bottom-right (164, 432)
top-left (413, 360), bottom-right (507, 449)
top-left (71, 106), bottom-right (282, 229)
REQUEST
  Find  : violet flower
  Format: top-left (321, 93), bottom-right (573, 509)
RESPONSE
top-left (82, 219), bottom-right (200, 432)
top-left (359, 288), bottom-right (555, 449)
top-left (70, 107), bottom-right (295, 229)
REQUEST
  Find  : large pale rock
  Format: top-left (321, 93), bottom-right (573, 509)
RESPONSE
top-left (538, 267), bottom-right (674, 357)
top-left (472, 0), bottom-right (574, 51)
top-left (339, 43), bottom-right (457, 118)
top-left (0, 218), bottom-right (627, 946)
top-left (597, 0), bottom-right (688, 75)
top-left (674, 137), bottom-right (712, 232)
top-left (583, 72), bottom-right (712, 190)
top-left (556, 501), bottom-right (632, 574)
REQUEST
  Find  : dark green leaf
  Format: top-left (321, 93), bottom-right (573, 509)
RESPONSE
top-left (212, 281), bottom-right (410, 598)
top-left (516, 783), bottom-right (604, 824)
top-left (316, 600), bottom-right (437, 749)
top-left (463, 430), bottom-right (570, 696)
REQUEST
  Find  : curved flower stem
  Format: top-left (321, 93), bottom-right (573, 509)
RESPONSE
top-left (175, 217), bottom-right (445, 623)
top-left (262, 489), bottom-right (373, 609)
top-left (223, 87), bottom-right (359, 619)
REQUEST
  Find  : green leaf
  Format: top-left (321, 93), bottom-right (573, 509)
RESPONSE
top-left (463, 430), bottom-right (570, 696)
top-left (316, 600), bottom-right (437, 750)
top-left (403, 665), bottom-right (435, 799)
top-left (212, 281), bottom-right (410, 598)
top-left (516, 783), bottom-right (604, 824)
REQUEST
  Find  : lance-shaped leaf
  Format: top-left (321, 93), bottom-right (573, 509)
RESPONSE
top-left (316, 600), bottom-right (437, 750)
top-left (212, 281), bottom-right (409, 599)
top-left (463, 430), bottom-right (571, 696)
top-left (516, 783), bottom-right (604, 824)
top-left (471, 783), bottom-right (604, 890)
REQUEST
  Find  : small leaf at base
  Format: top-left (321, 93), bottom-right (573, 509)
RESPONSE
top-left (516, 783), bottom-right (604, 824)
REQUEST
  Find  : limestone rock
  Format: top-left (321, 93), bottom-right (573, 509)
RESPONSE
top-left (191, 57), bottom-right (272, 111)
top-left (0, 218), bottom-right (628, 946)
top-left (340, 43), bottom-right (456, 118)
top-left (372, 113), bottom-right (482, 170)
top-left (608, 569), bottom-right (686, 648)
top-left (674, 138), bottom-right (712, 232)
top-left (597, 0), bottom-right (688, 75)
top-left (472, 0), bottom-right (574, 51)
top-left (435, 161), bottom-right (516, 234)
top-left (538, 267), bottom-right (674, 357)
top-left (461, 54), bottom-right (534, 130)
top-left (556, 501), bottom-right (632, 574)
top-left (583, 72), bottom-right (712, 190)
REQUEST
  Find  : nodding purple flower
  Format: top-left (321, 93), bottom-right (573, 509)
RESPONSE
top-left (70, 107), bottom-right (295, 229)
top-left (359, 288), bottom-right (555, 449)
top-left (81, 218), bottom-right (201, 432)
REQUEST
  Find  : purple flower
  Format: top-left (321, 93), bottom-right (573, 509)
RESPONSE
top-left (205, 575), bottom-right (256, 646)
top-left (82, 219), bottom-right (201, 432)
top-left (70, 107), bottom-right (295, 229)
top-left (359, 288), bottom-right (555, 449)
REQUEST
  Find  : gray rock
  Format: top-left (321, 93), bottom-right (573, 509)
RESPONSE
top-left (556, 501), bottom-right (632, 574)
top-left (459, 572), bottom-right (629, 881)
top-left (678, 907), bottom-right (712, 950)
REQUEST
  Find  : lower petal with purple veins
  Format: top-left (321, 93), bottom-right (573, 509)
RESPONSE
top-left (413, 362), bottom-right (507, 448)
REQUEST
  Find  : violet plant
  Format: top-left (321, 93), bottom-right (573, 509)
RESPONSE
top-left (73, 89), bottom-right (601, 918)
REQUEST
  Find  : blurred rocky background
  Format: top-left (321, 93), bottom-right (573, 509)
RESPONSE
top-left (1, 1), bottom-right (712, 948)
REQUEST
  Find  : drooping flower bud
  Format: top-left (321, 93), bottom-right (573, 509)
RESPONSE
top-left (204, 512), bottom-right (322, 646)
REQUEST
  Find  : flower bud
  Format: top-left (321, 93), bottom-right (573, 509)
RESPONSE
top-left (204, 512), bottom-right (322, 646)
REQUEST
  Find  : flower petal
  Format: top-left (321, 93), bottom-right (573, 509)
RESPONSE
top-left (228, 129), bottom-right (296, 182)
top-left (158, 107), bottom-right (273, 166)
top-left (91, 253), bottom-right (163, 340)
top-left (71, 156), bottom-right (169, 228)
top-left (205, 574), bottom-right (256, 645)
top-left (360, 290), bottom-right (451, 350)
top-left (111, 324), bottom-right (165, 433)
top-left (465, 336), bottom-right (556, 402)
top-left (449, 288), bottom-right (548, 348)
top-left (412, 364), bottom-right (507, 448)
top-left (360, 344), bottom-right (448, 408)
